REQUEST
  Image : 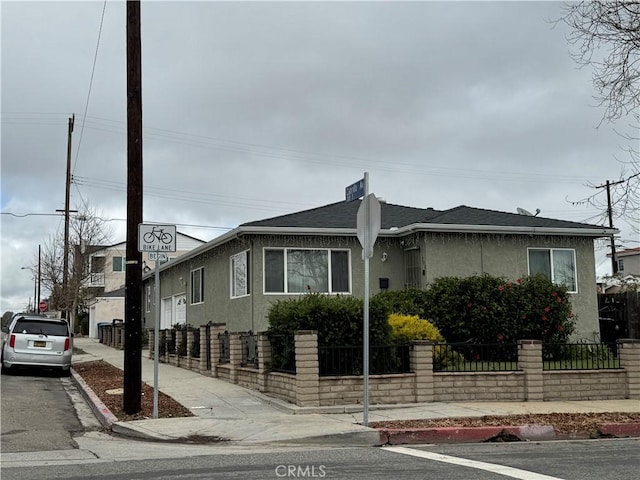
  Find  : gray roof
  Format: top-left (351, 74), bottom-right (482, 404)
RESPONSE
top-left (100, 287), bottom-right (125, 298)
top-left (242, 200), bottom-right (610, 232)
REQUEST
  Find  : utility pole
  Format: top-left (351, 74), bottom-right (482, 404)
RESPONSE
top-left (62, 114), bottom-right (74, 321)
top-left (594, 179), bottom-right (625, 276)
top-left (605, 180), bottom-right (617, 275)
top-left (124, 0), bottom-right (143, 415)
top-left (37, 244), bottom-right (41, 311)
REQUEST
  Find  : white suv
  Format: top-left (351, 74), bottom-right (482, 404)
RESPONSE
top-left (1, 315), bottom-right (73, 375)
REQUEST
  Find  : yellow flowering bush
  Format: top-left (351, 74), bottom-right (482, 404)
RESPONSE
top-left (388, 313), bottom-right (444, 343)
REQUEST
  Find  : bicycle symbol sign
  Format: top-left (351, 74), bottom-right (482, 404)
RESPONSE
top-left (138, 224), bottom-right (177, 252)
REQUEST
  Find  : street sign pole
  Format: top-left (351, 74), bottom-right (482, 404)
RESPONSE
top-left (153, 259), bottom-right (160, 418)
top-left (362, 172), bottom-right (370, 427)
top-left (347, 174), bottom-right (380, 427)
top-left (138, 223), bottom-right (176, 419)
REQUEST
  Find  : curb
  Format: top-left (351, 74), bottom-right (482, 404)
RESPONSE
top-left (379, 425), bottom-right (556, 445)
top-left (379, 423), bottom-right (640, 445)
top-left (70, 368), bottom-right (118, 429)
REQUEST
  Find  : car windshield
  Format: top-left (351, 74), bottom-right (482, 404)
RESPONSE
top-left (13, 320), bottom-right (68, 336)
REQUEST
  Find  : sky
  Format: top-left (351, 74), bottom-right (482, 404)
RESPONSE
top-left (2, 1), bottom-right (638, 314)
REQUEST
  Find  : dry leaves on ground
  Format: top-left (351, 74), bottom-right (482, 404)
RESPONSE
top-left (370, 412), bottom-right (640, 435)
top-left (73, 360), bottom-right (193, 422)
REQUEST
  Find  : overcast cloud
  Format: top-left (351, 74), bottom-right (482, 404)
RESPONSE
top-left (2, 1), bottom-right (638, 313)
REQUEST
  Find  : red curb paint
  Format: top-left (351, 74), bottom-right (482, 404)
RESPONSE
top-left (379, 425), bottom-right (557, 445)
top-left (599, 423), bottom-right (640, 438)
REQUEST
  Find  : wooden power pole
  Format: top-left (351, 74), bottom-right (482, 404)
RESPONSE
top-left (124, 0), bottom-right (144, 414)
top-left (61, 114), bottom-right (74, 320)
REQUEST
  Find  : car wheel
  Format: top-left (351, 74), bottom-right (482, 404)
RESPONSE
top-left (60, 367), bottom-right (71, 377)
top-left (1, 362), bottom-right (12, 375)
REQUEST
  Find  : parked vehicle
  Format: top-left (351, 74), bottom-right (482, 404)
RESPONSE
top-left (1, 315), bottom-right (73, 375)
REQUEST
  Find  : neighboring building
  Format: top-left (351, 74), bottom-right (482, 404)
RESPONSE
top-left (610, 247), bottom-right (640, 276)
top-left (85, 232), bottom-right (205, 338)
top-left (142, 199), bottom-right (616, 339)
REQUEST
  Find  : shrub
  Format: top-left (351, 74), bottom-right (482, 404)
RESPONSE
top-left (424, 274), bottom-right (576, 345)
top-left (374, 289), bottom-right (430, 317)
top-left (388, 313), bottom-right (444, 344)
top-left (266, 293), bottom-right (391, 346)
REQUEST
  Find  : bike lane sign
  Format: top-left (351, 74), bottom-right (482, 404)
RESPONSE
top-left (138, 224), bottom-right (177, 252)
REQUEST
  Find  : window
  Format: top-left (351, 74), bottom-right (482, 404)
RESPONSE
top-left (113, 256), bottom-right (125, 272)
top-left (528, 248), bottom-right (577, 292)
top-left (90, 256), bottom-right (105, 273)
top-left (264, 248), bottom-right (350, 294)
top-left (145, 285), bottom-right (152, 312)
top-left (404, 248), bottom-right (421, 288)
top-left (231, 250), bottom-right (250, 298)
top-left (191, 267), bottom-right (204, 304)
top-left (618, 259), bottom-right (624, 272)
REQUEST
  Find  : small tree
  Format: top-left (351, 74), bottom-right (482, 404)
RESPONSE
top-left (40, 203), bottom-right (112, 328)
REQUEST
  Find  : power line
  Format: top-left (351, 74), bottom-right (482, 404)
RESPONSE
top-left (72, 0), bottom-right (108, 178)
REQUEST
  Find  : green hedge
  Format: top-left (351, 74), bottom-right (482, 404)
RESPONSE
top-left (266, 293), bottom-right (392, 346)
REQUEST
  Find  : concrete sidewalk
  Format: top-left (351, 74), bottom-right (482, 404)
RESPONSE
top-left (71, 337), bottom-right (640, 446)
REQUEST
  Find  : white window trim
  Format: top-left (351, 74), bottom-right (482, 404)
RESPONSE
top-left (262, 247), bottom-right (352, 295)
top-left (230, 250), bottom-right (250, 299)
top-left (145, 285), bottom-right (152, 313)
top-left (527, 248), bottom-right (578, 294)
top-left (190, 267), bottom-right (204, 305)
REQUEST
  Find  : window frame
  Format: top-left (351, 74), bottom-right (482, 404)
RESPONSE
top-left (112, 256), bottom-right (125, 272)
top-left (230, 250), bottom-right (251, 299)
top-left (190, 267), bottom-right (204, 305)
top-left (527, 248), bottom-right (578, 293)
top-left (263, 247), bottom-right (351, 295)
top-left (145, 284), bottom-right (152, 313)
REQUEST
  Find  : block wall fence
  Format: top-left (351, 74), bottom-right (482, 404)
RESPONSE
top-left (101, 325), bottom-right (640, 408)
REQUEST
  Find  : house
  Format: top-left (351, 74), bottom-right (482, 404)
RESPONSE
top-left (142, 199), bottom-right (616, 339)
top-left (610, 247), bottom-right (640, 276)
top-left (84, 232), bottom-right (205, 338)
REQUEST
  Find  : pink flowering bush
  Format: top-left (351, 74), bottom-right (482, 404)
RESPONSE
top-left (417, 274), bottom-right (575, 345)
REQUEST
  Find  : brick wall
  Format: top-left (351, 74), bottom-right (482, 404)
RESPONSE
top-left (543, 370), bottom-right (627, 400)
top-left (143, 330), bottom-right (640, 408)
top-left (319, 374), bottom-right (416, 406)
top-left (433, 372), bottom-right (526, 402)
top-left (266, 372), bottom-right (297, 404)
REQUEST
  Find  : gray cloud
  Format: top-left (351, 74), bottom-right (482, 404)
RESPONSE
top-left (2, 1), bottom-right (636, 312)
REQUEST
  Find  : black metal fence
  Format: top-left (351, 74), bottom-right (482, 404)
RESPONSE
top-left (191, 328), bottom-right (200, 358)
top-left (241, 331), bottom-right (258, 368)
top-left (433, 342), bottom-right (519, 372)
top-left (218, 331), bottom-right (230, 364)
top-left (205, 324), bottom-right (212, 370)
top-left (269, 335), bottom-right (296, 374)
top-left (543, 342), bottom-right (621, 370)
top-left (319, 344), bottom-right (411, 376)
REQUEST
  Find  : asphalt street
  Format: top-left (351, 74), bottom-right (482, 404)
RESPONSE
top-left (2, 439), bottom-right (639, 480)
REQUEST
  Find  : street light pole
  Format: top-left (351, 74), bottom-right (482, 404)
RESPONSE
top-left (21, 266), bottom-right (36, 313)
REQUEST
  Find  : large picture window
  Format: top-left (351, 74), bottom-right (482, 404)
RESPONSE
top-left (528, 248), bottom-right (577, 292)
top-left (191, 267), bottom-right (204, 304)
top-left (264, 248), bottom-right (350, 294)
top-left (231, 250), bottom-right (250, 298)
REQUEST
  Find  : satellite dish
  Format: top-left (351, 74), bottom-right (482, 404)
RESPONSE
top-left (517, 207), bottom-right (534, 216)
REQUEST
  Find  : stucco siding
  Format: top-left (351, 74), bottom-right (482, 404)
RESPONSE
top-left (143, 232), bottom-right (600, 337)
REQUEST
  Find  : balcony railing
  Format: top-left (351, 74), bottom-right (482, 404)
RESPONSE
top-left (83, 272), bottom-right (105, 287)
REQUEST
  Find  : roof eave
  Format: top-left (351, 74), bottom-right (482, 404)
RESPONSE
top-left (143, 223), bottom-right (617, 278)
top-left (395, 223), bottom-right (618, 237)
